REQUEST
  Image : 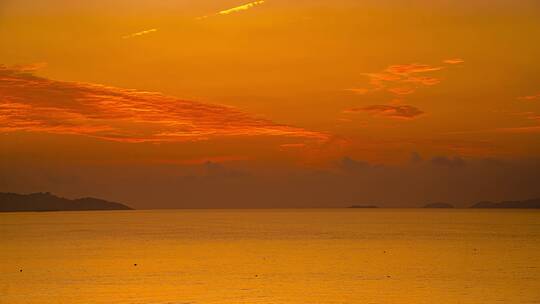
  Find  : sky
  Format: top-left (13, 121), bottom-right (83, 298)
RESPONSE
top-left (1, 0), bottom-right (540, 208)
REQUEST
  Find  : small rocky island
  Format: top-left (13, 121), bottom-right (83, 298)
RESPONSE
top-left (423, 202), bottom-right (455, 208)
top-left (0, 192), bottom-right (133, 212)
top-left (470, 199), bottom-right (540, 209)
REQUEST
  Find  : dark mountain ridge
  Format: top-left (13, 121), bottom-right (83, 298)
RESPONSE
top-left (0, 192), bottom-right (132, 212)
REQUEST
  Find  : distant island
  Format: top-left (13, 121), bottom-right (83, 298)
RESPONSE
top-left (345, 199), bottom-right (540, 209)
top-left (471, 199), bottom-right (540, 209)
top-left (0, 192), bottom-right (133, 212)
top-left (423, 203), bottom-right (455, 208)
top-left (349, 205), bottom-right (378, 208)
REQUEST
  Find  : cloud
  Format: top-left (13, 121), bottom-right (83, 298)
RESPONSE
top-left (197, 1), bottom-right (265, 20)
top-left (387, 87), bottom-right (416, 95)
top-left (122, 29), bottom-right (157, 39)
top-left (385, 64), bottom-right (443, 75)
top-left (345, 104), bottom-right (424, 120)
top-left (495, 126), bottom-right (540, 133)
top-left (529, 114), bottom-right (540, 121)
top-left (514, 111), bottom-right (540, 122)
top-left (218, 0), bottom-right (265, 15)
top-left (443, 58), bottom-right (465, 64)
top-left (342, 61), bottom-right (462, 121)
top-left (0, 65), bottom-right (328, 143)
top-left (518, 93), bottom-right (540, 101)
top-left (403, 76), bottom-right (441, 86)
top-left (10, 62), bottom-right (48, 71)
top-left (348, 63), bottom-right (445, 97)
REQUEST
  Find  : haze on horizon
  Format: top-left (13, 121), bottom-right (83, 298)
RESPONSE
top-left (1, 0), bottom-right (540, 208)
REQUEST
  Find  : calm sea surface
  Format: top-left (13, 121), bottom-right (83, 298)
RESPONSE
top-left (1, 209), bottom-right (539, 303)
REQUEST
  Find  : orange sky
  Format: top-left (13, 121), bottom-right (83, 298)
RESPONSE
top-left (1, 0), bottom-right (540, 207)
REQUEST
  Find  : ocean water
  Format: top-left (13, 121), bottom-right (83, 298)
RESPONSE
top-left (1, 209), bottom-right (539, 304)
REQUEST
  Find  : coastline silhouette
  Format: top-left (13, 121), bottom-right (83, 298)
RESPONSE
top-left (0, 192), bottom-right (132, 212)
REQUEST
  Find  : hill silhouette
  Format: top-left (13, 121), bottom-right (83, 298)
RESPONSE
top-left (0, 192), bottom-right (132, 212)
top-left (471, 199), bottom-right (540, 209)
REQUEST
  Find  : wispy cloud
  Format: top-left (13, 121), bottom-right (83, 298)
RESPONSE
top-left (197, 1), bottom-right (265, 20)
top-left (443, 58), bottom-right (465, 64)
top-left (10, 62), bottom-right (48, 71)
top-left (342, 60), bottom-right (463, 122)
top-left (342, 62), bottom-right (451, 120)
top-left (218, 0), bottom-right (265, 15)
top-left (529, 114), bottom-right (540, 121)
top-left (122, 29), bottom-right (157, 39)
top-left (518, 93), bottom-right (540, 101)
top-left (346, 59), bottom-right (464, 98)
top-left (387, 87), bottom-right (416, 95)
top-left (385, 64), bottom-right (443, 75)
top-left (495, 126), bottom-right (540, 133)
top-left (0, 65), bottom-right (327, 143)
top-left (344, 104), bottom-right (424, 120)
top-left (513, 111), bottom-right (540, 122)
top-left (348, 63), bottom-right (445, 97)
top-left (403, 76), bottom-right (441, 86)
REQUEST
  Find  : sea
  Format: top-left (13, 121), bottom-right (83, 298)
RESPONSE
top-left (1, 209), bottom-right (539, 303)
